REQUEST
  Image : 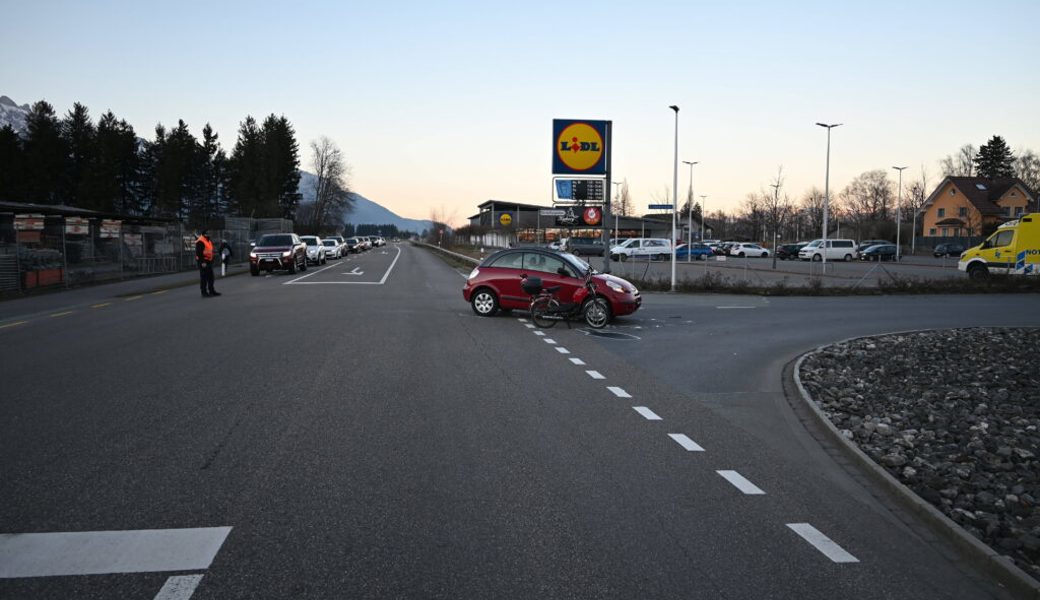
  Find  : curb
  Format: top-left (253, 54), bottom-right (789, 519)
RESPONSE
top-left (791, 337), bottom-right (1040, 599)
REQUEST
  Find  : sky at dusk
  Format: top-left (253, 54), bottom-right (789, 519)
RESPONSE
top-left (5, 0), bottom-right (1039, 225)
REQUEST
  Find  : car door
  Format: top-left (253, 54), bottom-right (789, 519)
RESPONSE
top-left (524, 253), bottom-right (582, 304)
top-left (484, 251), bottom-right (528, 308)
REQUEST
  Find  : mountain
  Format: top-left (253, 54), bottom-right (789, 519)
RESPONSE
top-left (297, 171), bottom-right (433, 234)
top-left (0, 95), bottom-right (31, 133)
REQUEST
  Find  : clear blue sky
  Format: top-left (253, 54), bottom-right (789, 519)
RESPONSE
top-left (6, 0), bottom-right (1039, 225)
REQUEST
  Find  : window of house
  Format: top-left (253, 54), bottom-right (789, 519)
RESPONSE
top-left (949, 189), bottom-right (956, 195)
top-left (941, 228), bottom-right (948, 236)
top-left (929, 228), bottom-right (937, 236)
top-left (958, 207), bottom-right (967, 217)
top-left (938, 208), bottom-right (945, 217)
top-left (1005, 207), bottom-right (1012, 216)
top-left (1016, 206), bottom-right (1024, 215)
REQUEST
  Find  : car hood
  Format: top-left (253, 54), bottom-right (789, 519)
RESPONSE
top-left (253, 245), bottom-right (294, 252)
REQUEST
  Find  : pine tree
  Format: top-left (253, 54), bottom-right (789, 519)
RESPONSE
top-left (94, 111), bottom-right (140, 214)
top-left (59, 102), bottom-right (97, 209)
top-left (261, 114), bottom-right (301, 220)
top-left (0, 125), bottom-right (25, 201)
top-left (974, 135), bottom-right (1015, 179)
top-left (226, 116), bottom-right (263, 217)
top-left (22, 100), bottom-right (67, 205)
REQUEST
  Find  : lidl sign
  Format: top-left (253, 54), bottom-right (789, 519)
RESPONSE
top-left (553, 119), bottom-right (608, 175)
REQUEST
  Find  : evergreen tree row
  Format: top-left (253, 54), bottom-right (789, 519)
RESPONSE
top-left (0, 100), bottom-right (301, 226)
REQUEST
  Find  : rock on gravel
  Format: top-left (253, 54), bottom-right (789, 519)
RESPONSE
top-left (800, 327), bottom-right (1040, 580)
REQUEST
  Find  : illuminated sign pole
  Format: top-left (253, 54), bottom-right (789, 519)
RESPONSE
top-left (552, 119), bottom-right (612, 273)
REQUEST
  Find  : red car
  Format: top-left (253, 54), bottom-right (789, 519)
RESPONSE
top-left (463, 248), bottom-right (641, 321)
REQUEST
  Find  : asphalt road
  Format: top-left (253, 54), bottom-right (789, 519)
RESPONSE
top-left (1, 243), bottom-right (1037, 599)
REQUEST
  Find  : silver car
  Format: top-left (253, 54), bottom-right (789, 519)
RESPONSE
top-left (300, 236), bottom-right (327, 265)
top-left (322, 238), bottom-right (342, 259)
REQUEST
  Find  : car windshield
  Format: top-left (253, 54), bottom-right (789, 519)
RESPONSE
top-left (323, 240), bottom-right (336, 246)
top-left (302, 238), bottom-right (318, 246)
top-left (258, 234), bottom-right (293, 246)
top-left (561, 253), bottom-right (596, 274)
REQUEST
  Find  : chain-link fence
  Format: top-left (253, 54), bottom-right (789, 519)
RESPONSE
top-left (0, 207), bottom-right (293, 294)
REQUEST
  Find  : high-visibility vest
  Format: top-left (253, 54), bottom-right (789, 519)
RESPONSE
top-left (198, 236), bottom-right (214, 261)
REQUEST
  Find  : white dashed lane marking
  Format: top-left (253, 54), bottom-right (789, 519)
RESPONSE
top-left (543, 338), bottom-right (557, 345)
top-left (786, 523), bottom-right (859, 563)
top-left (525, 324), bottom-right (536, 329)
top-left (517, 318), bottom-right (528, 323)
top-left (633, 406), bottom-right (662, 420)
top-left (607, 386), bottom-right (631, 398)
top-left (569, 357), bottom-right (585, 364)
top-left (586, 370), bottom-right (605, 380)
top-left (154, 574), bottom-right (205, 600)
top-left (555, 347), bottom-right (570, 354)
top-left (668, 433), bottom-right (704, 452)
top-left (534, 331), bottom-right (546, 336)
top-left (717, 470), bottom-right (765, 495)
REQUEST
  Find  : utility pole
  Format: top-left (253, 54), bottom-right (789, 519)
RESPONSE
top-left (892, 165), bottom-right (907, 261)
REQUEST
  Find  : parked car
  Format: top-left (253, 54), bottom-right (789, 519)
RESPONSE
top-left (857, 239), bottom-right (890, 253)
top-left (715, 241), bottom-right (739, 256)
top-left (326, 235), bottom-right (347, 254)
top-left (345, 237), bottom-right (361, 253)
top-left (859, 244), bottom-right (897, 261)
top-left (463, 248), bottom-right (641, 321)
top-left (357, 236), bottom-right (371, 251)
top-left (675, 243), bottom-right (714, 260)
top-left (728, 242), bottom-right (770, 258)
top-left (322, 238), bottom-right (343, 259)
top-left (934, 242), bottom-right (966, 258)
top-left (776, 243), bottom-right (807, 260)
top-left (249, 233), bottom-right (307, 275)
top-left (798, 238), bottom-right (858, 261)
top-left (609, 238), bottom-right (672, 261)
top-left (566, 237), bottom-right (606, 256)
top-left (300, 236), bottom-right (327, 265)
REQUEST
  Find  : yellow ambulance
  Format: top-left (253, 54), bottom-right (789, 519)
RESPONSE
top-left (958, 213), bottom-right (1040, 279)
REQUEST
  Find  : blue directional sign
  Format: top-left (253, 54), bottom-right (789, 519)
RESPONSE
top-left (648, 204), bottom-right (674, 210)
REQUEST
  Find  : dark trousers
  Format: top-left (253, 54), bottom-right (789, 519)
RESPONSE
top-left (199, 261), bottom-right (216, 295)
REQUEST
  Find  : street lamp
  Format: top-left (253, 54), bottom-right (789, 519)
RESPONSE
top-left (670, 105), bottom-right (679, 292)
top-left (892, 166), bottom-right (907, 261)
top-left (816, 122), bottom-right (842, 268)
top-left (682, 160), bottom-right (698, 262)
top-left (612, 181), bottom-right (623, 242)
top-left (699, 195), bottom-right (708, 246)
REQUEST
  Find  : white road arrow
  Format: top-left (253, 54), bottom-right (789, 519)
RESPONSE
top-left (343, 267), bottom-right (364, 276)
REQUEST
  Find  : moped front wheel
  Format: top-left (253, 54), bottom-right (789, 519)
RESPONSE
top-left (583, 297), bottom-right (611, 329)
top-left (530, 297), bottom-right (558, 328)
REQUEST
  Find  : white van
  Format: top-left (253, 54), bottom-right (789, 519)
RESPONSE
top-left (610, 238), bottom-right (673, 261)
top-left (798, 238), bottom-right (858, 261)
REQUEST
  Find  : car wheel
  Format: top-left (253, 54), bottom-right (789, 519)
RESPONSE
top-left (288, 259), bottom-right (297, 274)
top-left (653, 253), bottom-right (665, 261)
top-left (761, 252), bottom-right (768, 258)
top-left (300, 256), bottom-right (307, 271)
top-left (967, 263), bottom-right (989, 281)
top-left (619, 254), bottom-right (628, 262)
top-left (321, 256), bottom-right (327, 265)
top-left (738, 252), bottom-right (745, 257)
top-left (471, 288), bottom-right (499, 317)
top-left (250, 266), bottom-right (259, 276)
top-left (844, 254), bottom-right (852, 262)
top-left (811, 254), bottom-right (822, 262)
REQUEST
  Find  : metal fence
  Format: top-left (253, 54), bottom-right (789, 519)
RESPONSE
top-left (0, 214), bottom-right (292, 293)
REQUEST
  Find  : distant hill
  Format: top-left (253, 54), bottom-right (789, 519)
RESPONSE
top-left (298, 172), bottom-right (433, 234)
top-left (0, 95), bottom-right (30, 133)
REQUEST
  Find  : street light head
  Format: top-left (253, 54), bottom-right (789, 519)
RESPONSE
top-left (682, 160), bottom-right (698, 166)
top-left (816, 122), bottom-right (842, 129)
top-left (669, 105), bottom-right (679, 113)
top-left (892, 165), bottom-right (908, 170)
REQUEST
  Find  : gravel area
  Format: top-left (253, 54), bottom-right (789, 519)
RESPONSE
top-left (799, 327), bottom-right (1040, 580)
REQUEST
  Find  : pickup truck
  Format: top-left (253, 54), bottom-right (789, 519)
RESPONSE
top-left (249, 233), bottom-right (308, 275)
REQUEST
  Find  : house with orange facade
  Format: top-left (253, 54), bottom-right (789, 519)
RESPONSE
top-left (919, 176), bottom-right (1036, 238)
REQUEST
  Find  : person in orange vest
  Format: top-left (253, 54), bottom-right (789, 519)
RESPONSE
top-left (195, 230), bottom-right (220, 298)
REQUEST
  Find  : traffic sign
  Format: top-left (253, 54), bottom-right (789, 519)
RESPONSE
top-left (648, 204), bottom-right (674, 210)
top-left (539, 209), bottom-right (566, 217)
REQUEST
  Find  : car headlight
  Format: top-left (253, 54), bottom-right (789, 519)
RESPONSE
top-left (249, 251), bottom-right (257, 258)
top-left (606, 281), bottom-right (625, 293)
top-left (467, 268), bottom-right (480, 280)
top-left (282, 251), bottom-right (292, 258)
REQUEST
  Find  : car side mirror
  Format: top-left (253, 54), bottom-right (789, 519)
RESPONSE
top-left (557, 267), bottom-right (569, 277)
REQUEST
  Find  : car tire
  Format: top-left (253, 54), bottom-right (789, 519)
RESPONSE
top-left (653, 254), bottom-right (665, 261)
top-left (812, 254), bottom-right (822, 262)
top-left (738, 252), bottom-right (745, 257)
top-left (471, 288), bottom-right (499, 317)
top-left (967, 263), bottom-right (989, 281)
top-left (761, 252), bottom-right (768, 258)
top-left (619, 254), bottom-right (628, 262)
top-left (250, 266), bottom-right (259, 276)
top-left (300, 256), bottom-right (307, 271)
top-left (288, 259), bottom-right (297, 274)
top-left (844, 254), bottom-right (853, 262)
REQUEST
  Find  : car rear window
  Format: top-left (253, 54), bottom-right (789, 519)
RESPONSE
top-left (259, 234), bottom-right (293, 246)
top-left (834, 241), bottom-right (854, 248)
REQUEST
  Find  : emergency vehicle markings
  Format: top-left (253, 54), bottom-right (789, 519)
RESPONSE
top-left (521, 319), bottom-right (863, 570)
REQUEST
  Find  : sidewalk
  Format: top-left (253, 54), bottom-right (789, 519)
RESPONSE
top-left (0, 263), bottom-right (250, 323)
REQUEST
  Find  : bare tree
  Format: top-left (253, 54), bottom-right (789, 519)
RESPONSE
top-left (763, 166), bottom-right (793, 268)
top-left (309, 136), bottom-right (353, 232)
top-left (799, 187), bottom-right (825, 240)
top-left (939, 144), bottom-right (977, 177)
top-left (839, 169), bottom-right (894, 239)
top-left (1014, 149), bottom-right (1040, 211)
top-left (616, 179), bottom-right (633, 216)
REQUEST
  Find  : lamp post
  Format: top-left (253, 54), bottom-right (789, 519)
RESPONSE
top-left (669, 105), bottom-right (679, 292)
top-left (892, 166), bottom-right (907, 261)
top-left (612, 181), bottom-right (623, 242)
top-left (699, 194), bottom-right (708, 248)
top-left (682, 160), bottom-right (698, 262)
top-left (816, 122), bottom-right (842, 268)
top-left (770, 182), bottom-right (781, 270)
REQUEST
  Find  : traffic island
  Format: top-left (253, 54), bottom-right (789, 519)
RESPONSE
top-left (793, 328), bottom-right (1040, 599)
